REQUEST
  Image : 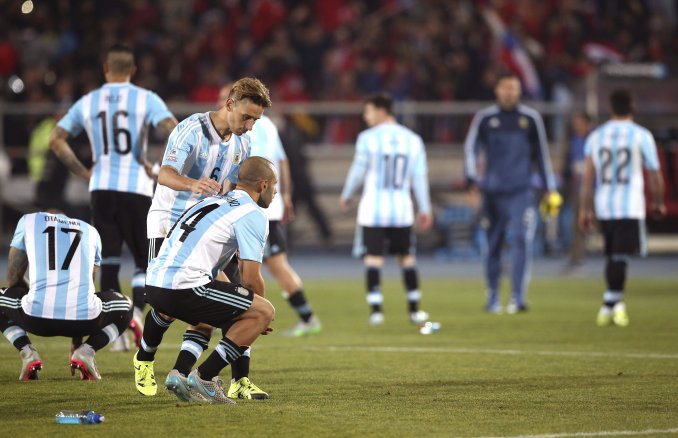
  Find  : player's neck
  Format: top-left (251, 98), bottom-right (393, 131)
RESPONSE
top-left (611, 115), bottom-right (633, 121)
top-left (105, 74), bottom-right (131, 83)
top-left (209, 111), bottom-right (233, 141)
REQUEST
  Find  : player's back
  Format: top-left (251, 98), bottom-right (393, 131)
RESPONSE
top-left (147, 191), bottom-right (267, 289)
top-left (58, 82), bottom-right (171, 196)
top-left (357, 122), bottom-right (427, 227)
top-left (12, 212), bottom-right (102, 320)
top-left (586, 119), bottom-right (659, 219)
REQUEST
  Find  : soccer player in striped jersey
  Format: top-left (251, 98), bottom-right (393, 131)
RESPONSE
top-left (464, 73), bottom-right (560, 314)
top-left (340, 93), bottom-right (433, 326)
top-left (579, 89), bottom-right (666, 327)
top-left (48, 44), bottom-right (178, 349)
top-left (0, 211), bottom-right (133, 381)
top-left (135, 78), bottom-right (272, 399)
top-left (139, 157), bottom-right (276, 404)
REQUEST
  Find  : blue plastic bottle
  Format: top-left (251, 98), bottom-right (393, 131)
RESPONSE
top-left (55, 410), bottom-right (105, 424)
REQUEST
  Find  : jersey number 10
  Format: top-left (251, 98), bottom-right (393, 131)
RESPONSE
top-left (383, 154), bottom-right (408, 189)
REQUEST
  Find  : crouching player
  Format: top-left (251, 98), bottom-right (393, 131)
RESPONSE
top-left (134, 157), bottom-right (276, 403)
top-left (0, 211), bottom-right (133, 380)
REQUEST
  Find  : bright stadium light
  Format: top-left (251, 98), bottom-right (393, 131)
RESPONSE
top-left (21, 0), bottom-right (34, 14)
top-left (9, 75), bottom-right (25, 93)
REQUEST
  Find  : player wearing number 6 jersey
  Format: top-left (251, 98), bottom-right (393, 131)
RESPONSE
top-left (579, 89), bottom-right (666, 327)
top-left (0, 211), bottom-right (133, 381)
top-left (340, 93), bottom-right (432, 326)
top-left (49, 44), bottom-right (177, 350)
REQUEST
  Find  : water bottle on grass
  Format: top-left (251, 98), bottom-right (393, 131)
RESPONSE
top-left (55, 410), bottom-right (105, 424)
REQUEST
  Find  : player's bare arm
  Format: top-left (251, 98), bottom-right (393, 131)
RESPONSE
top-left (157, 116), bottom-right (178, 138)
top-left (158, 165), bottom-right (221, 196)
top-left (280, 158), bottom-right (295, 223)
top-left (6, 247), bottom-right (29, 288)
top-left (648, 169), bottom-right (667, 217)
top-left (240, 259), bottom-right (265, 297)
top-left (578, 156), bottom-right (596, 232)
top-left (48, 126), bottom-right (91, 180)
top-left (92, 265), bottom-right (99, 285)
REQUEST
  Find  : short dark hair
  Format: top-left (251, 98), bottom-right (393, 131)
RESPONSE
top-left (609, 89), bottom-right (633, 116)
top-left (106, 44), bottom-right (135, 74)
top-left (365, 93), bottom-right (393, 114)
top-left (495, 72), bottom-right (519, 86)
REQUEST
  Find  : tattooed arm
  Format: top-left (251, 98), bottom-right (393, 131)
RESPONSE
top-left (6, 247), bottom-right (29, 288)
top-left (157, 117), bottom-right (178, 139)
top-left (48, 126), bottom-right (91, 180)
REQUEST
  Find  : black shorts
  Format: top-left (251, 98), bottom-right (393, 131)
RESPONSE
top-left (91, 190), bottom-right (151, 269)
top-left (148, 237), bottom-right (165, 264)
top-left (362, 226), bottom-right (414, 256)
top-left (0, 287), bottom-right (132, 338)
top-left (145, 281), bottom-right (254, 331)
top-left (599, 219), bottom-right (646, 256)
top-left (264, 221), bottom-right (287, 258)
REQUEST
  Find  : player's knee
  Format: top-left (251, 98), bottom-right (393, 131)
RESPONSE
top-left (189, 323), bottom-right (214, 337)
top-left (252, 296), bottom-right (275, 326)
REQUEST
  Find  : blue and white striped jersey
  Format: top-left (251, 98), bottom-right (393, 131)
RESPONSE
top-left (146, 190), bottom-right (268, 289)
top-left (341, 121), bottom-right (431, 227)
top-left (464, 104), bottom-right (556, 193)
top-left (10, 212), bottom-right (102, 320)
top-left (249, 115), bottom-right (286, 220)
top-left (584, 120), bottom-right (660, 219)
top-left (57, 82), bottom-right (173, 197)
top-left (147, 112), bottom-right (251, 238)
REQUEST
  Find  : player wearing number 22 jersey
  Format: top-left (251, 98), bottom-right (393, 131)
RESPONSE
top-left (50, 44), bottom-right (177, 351)
top-left (579, 89), bottom-right (665, 328)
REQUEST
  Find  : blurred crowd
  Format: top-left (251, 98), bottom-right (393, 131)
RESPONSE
top-left (1, 0), bottom-right (677, 107)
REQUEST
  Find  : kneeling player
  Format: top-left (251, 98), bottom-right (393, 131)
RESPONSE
top-left (0, 211), bottom-right (133, 381)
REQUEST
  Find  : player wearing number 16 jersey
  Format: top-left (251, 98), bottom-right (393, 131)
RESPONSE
top-left (49, 44), bottom-right (177, 348)
top-left (579, 89), bottom-right (666, 327)
top-left (339, 93), bottom-right (432, 326)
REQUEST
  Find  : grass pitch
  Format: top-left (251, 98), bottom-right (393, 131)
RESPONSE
top-left (1, 276), bottom-right (677, 437)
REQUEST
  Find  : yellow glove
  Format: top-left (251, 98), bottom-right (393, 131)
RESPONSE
top-left (540, 191), bottom-right (563, 217)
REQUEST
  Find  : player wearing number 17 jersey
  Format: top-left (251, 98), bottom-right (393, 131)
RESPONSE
top-left (49, 44), bottom-right (177, 348)
top-left (340, 93), bottom-right (432, 326)
top-left (579, 89), bottom-right (666, 327)
top-left (0, 211), bottom-right (133, 381)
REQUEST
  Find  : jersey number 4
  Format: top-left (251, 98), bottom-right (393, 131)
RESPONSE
top-left (43, 226), bottom-right (82, 270)
top-left (167, 203), bottom-right (221, 243)
top-left (96, 110), bottom-right (131, 155)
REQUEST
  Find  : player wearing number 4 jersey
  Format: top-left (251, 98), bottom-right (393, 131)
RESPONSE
top-left (340, 93), bottom-right (432, 326)
top-left (579, 89), bottom-right (666, 327)
top-left (0, 211), bottom-right (133, 381)
top-left (49, 44), bottom-right (178, 350)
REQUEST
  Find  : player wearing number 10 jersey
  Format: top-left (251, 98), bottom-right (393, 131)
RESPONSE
top-left (340, 93), bottom-right (432, 326)
top-left (579, 89), bottom-right (665, 327)
top-left (49, 44), bottom-right (177, 345)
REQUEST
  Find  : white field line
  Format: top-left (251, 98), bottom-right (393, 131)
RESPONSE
top-left (302, 345), bottom-right (678, 360)
top-left (473, 427), bottom-right (678, 438)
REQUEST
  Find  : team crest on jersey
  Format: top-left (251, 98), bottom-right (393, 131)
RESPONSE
top-left (166, 149), bottom-right (178, 162)
top-left (233, 152), bottom-right (241, 164)
top-left (519, 116), bottom-right (529, 129)
top-left (489, 117), bottom-right (500, 128)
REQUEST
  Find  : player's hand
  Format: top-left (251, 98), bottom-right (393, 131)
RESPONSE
top-left (578, 209), bottom-right (595, 233)
top-left (190, 177), bottom-right (221, 197)
top-left (417, 212), bottom-right (433, 231)
top-left (652, 202), bottom-right (667, 219)
top-left (282, 198), bottom-right (295, 224)
top-left (339, 197), bottom-right (352, 213)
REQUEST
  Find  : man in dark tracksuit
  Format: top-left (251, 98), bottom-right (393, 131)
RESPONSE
top-left (463, 74), bottom-right (559, 314)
